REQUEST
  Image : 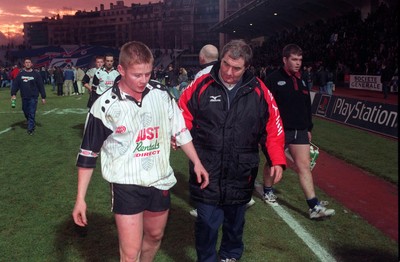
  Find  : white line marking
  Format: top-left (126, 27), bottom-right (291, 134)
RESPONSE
top-left (0, 127), bottom-right (12, 135)
top-left (255, 184), bottom-right (336, 262)
top-left (42, 108), bottom-right (58, 115)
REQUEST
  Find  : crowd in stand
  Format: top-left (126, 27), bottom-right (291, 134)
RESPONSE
top-left (2, 3), bottom-right (397, 94)
top-left (252, 2), bottom-right (398, 85)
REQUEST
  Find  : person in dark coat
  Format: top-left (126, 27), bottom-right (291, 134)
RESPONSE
top-left (53, 66), bottom-right (64, 96)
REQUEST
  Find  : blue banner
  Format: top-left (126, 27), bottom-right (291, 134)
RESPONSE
top-left (312, 93), bottom-right (398, 138)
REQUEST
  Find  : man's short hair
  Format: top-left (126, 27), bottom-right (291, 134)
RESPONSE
top-left (119, 41), bottom-right (154, 68)
top-left (220, 39), bottom-right (253, 67)
top-left (282, 44), bottom-right (303, 58)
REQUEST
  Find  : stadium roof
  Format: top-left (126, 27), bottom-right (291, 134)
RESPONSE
top-left (210, 0), bottom-right (370, 38)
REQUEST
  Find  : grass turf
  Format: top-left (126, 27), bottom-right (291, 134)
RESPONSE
top-left (0, 85), bottom-right (397, 261)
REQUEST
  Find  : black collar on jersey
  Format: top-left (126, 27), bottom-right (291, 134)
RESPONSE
top-left (124, 88), bottom-right (150, 107)
top-left (99, 66), bottom-right (116, 73)
top-left (112, 76), bottom-right (150, 106)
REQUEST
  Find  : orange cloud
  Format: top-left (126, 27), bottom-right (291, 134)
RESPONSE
top-left (0, 24), bottom-right (23, 37)
top-left (26, 6), bottom-right (43, 14)
top-left (0, 6), bottom-right (77, 42)
top-left (48, 8), bottom-right (77, 17)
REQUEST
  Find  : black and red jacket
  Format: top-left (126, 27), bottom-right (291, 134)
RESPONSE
top-left (179, 63), bottom-right (286, 205)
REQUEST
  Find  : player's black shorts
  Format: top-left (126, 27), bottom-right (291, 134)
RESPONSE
top-left (260, 128), bottom-right (309, 166)
top-left (284, 129), bottom-right (310, 146)
top-left (111, 183), bottom-right (170, 215)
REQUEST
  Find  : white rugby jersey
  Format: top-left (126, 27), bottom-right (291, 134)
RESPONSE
top-left (77, 80), bottom-right (192, 190)
top-left (83, 67), bottom-right (97, 86)
top-left (92, 67), bottom-right (120, 95)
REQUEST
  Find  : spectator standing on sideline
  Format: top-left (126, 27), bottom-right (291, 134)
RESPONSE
top-left (48, 66), bottom-right (56, 91)
top-left (164, 63), bottom-right (178, 99)
top-left (1, 67), bottom-right (9, 87)
top-left (9, 64), bottom-right (20, 88)
top-left (75, 66), bottom-right (86, 95)
top-left (72, 41), bottom-right (209, 261)
top-left (53, 66), bottom-right (64, 96)
top-left (316, 65), bottom-right (328, 94)
top-left (178, 67), bottom-right (188, 87)
top-left (176, 67), bottom-right (189, 96)
top-left (380, 61), bottom-right (393, 99)
top-left (11, 58), bottom-right (46, 135)
top-left (259, 66), bottom-right (267, 82)
top-left (302, 65), bottom-right (314, 91)
top-left (82, 56), bottom-right (105, 108)
top-left (156, 65), bottom-right (164, 84)
top-left (72, 66), bottom-right (79, 95)
top-left (326, 67), bottom-right (335, 95)
top-left (263, 44), bottom-right (335, 219)
top-left (40, 67), bottom-right (48, 85)
top-left (194, 44), bottom-right (219, 79)
top-left (63, 65), bottom-right (75, 96)
top-left (164, 64), bottom-right (178, 88)
top-left (179, 39), bottom-right (286, 262)
top-left (88, 54), bottom-right (120, 107)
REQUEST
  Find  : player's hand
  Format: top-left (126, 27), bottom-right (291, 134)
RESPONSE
top-left (194, 163), bottom-right (209, 189)
top-left (270, 165), bottom-right (283, 184)
top-left (72, 199), bottom-right (88, 227)
top-left (171, 136), bottom-right (180, 150)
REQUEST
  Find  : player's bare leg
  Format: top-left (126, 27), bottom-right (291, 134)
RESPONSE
top-left (289, 144), bottom-right (335, 219)
top-left (115, 210), bottom-right (168, 262)
top-left (115, 213), bottom-right (143, 262)
top-left (288, 144), bottom-right (316, 199)
top-left (262, 164), bottom-right (278, 205)
top-left (141, 210), bottom-right (169, 262)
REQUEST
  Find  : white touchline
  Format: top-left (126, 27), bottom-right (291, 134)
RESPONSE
top-left (0, 127), bottom-right (12, 135)
top-left (42, 108), bottom-right (58, 115)
top-left (255, 184), bottom-right (336, 262)
top-left (272, 204), bottom-right (336, 262)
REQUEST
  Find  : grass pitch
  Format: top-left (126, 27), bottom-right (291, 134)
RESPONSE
top-left (0, 86), bottom-right (397, 261)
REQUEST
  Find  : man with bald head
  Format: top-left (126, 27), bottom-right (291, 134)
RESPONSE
top-left (194, 44), bottom-right (219, 79)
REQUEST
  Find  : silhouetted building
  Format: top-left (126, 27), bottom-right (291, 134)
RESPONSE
top-left (23, 0), bottom-right (252, 52)
top-left (23, 21), bottom-right (49, 46)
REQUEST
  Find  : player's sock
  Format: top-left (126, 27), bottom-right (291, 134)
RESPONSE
top-left (306, 197), bottom-right (319, 209)
top-left (264, 186), bottom-right (273, 194)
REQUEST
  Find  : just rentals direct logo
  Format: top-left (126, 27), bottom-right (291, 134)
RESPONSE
top-left (133, 126), bottom-right (161, 157)
top-left (210, 95), bottom-right (221, 102)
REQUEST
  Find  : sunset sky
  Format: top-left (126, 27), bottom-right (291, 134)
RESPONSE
top-left (0, 0), bottom-right (155, 45)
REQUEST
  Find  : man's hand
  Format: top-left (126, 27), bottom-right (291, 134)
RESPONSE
top-left (171, 136), bottom-right (180, 150)
top-left (171, 136), bottom-right (179, 150)
top-left (193, 162), bottom-right (209, 189)
top-left (72, 199), bottom-right (88, 227)
top-left (270, 165), bottom-right (283, 184)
